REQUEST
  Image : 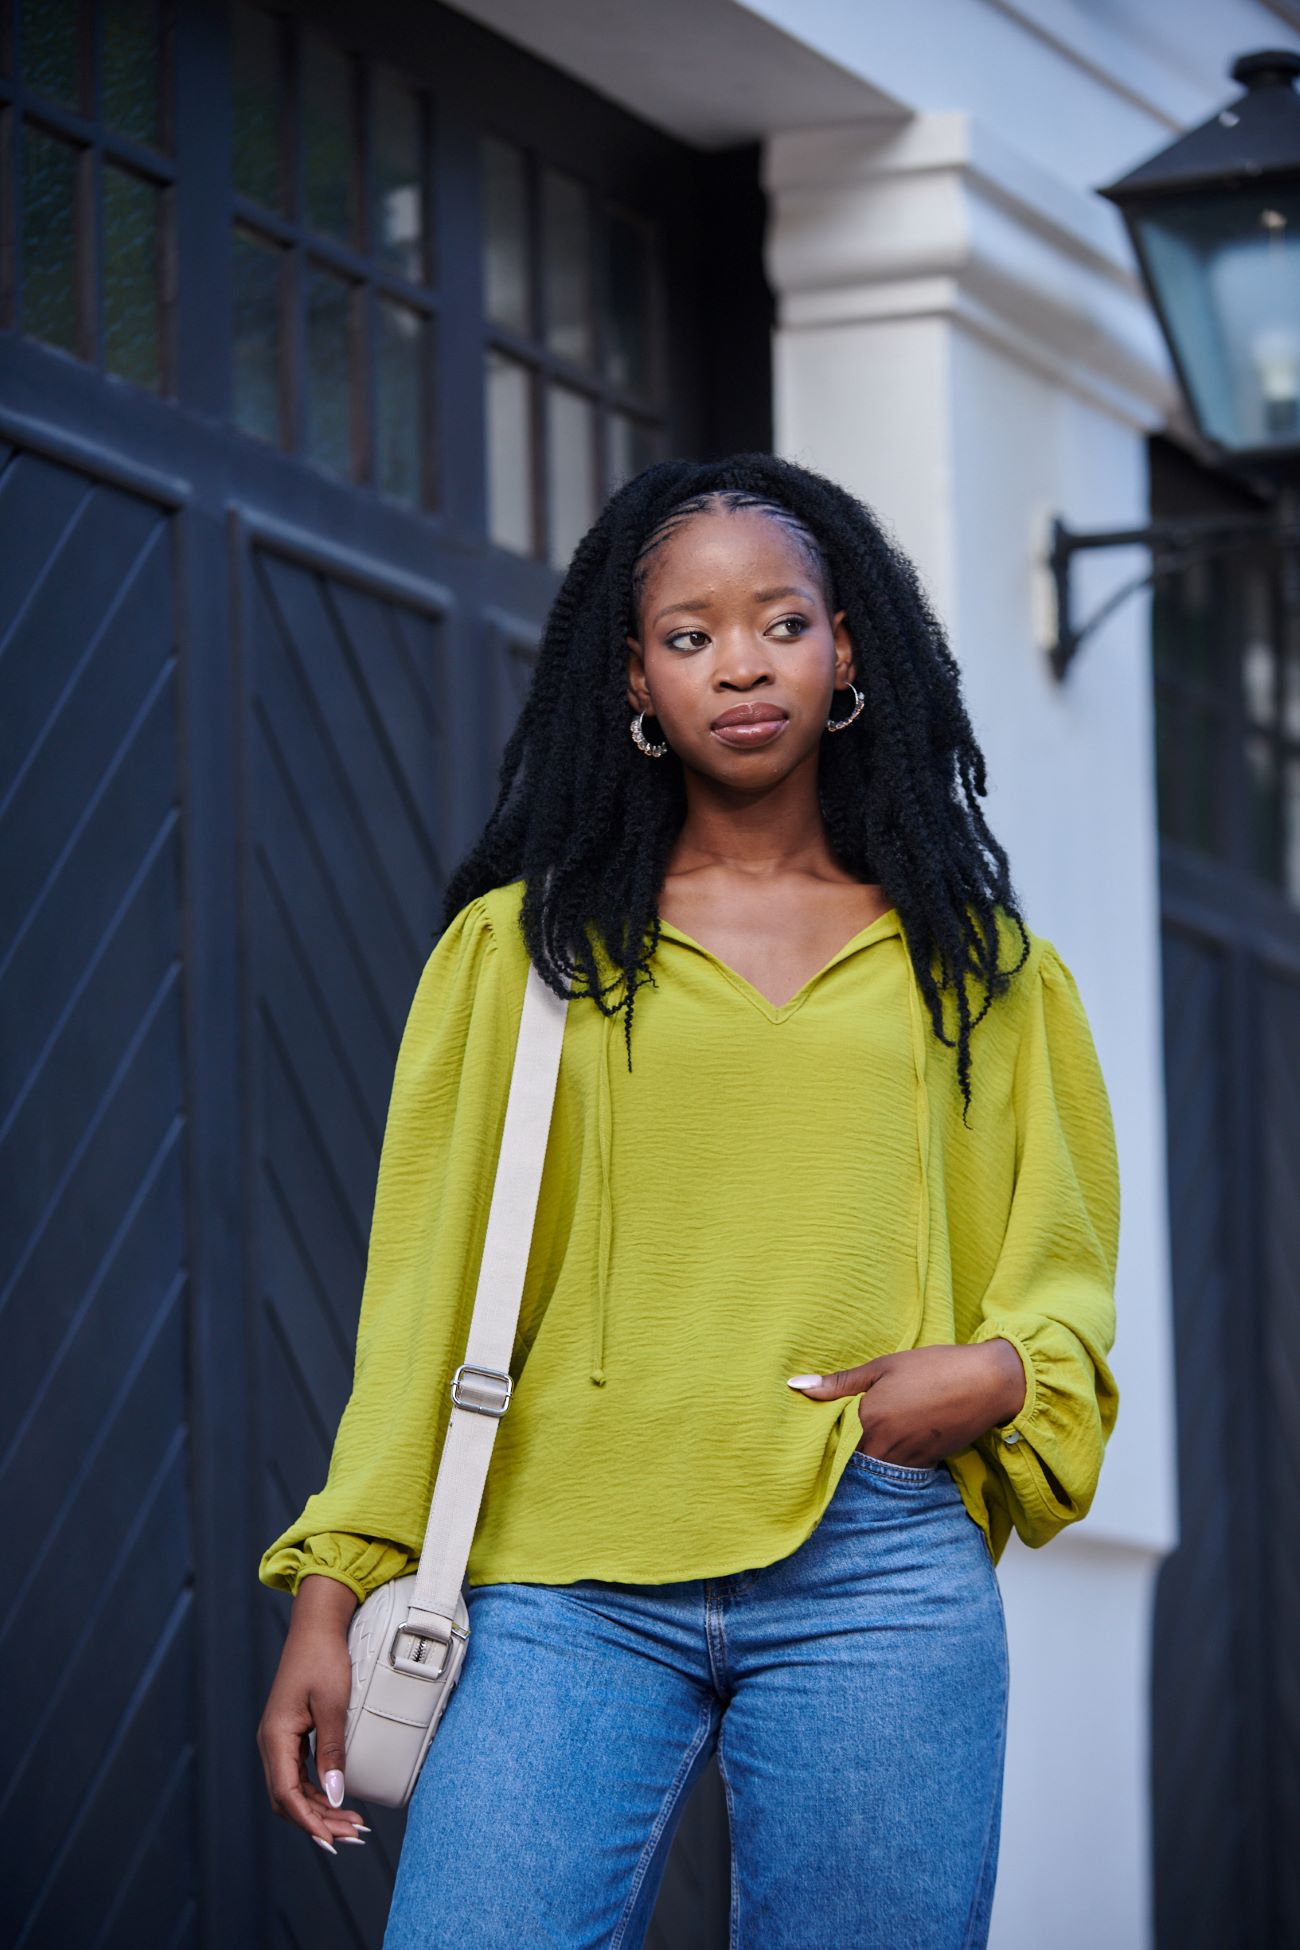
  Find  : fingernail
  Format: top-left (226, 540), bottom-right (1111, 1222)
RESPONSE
top-left (351, 1824), bottom-right (372, 1833)
top-left (312, 1836), bottom-right (338, 1856)
top-left (324, 1770), bottom-right (345, 1807)
top-left (787, 1374), bottom-right (822, 1387)
top-left (337, 1835), bottom-right (366, 1845)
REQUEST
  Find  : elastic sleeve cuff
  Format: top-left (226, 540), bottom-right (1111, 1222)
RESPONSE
top-left (970, 1318), bottom-right (1039, 1446)
top-left (260, 1532), bottom-right (413, 1602)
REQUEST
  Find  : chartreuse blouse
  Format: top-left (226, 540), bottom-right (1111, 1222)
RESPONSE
top-left (258, 876), bottom-right (1120, 1601)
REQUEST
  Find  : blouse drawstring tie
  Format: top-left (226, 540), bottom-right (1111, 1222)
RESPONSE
top-left (590, 1003), bottom-right (615, 1385)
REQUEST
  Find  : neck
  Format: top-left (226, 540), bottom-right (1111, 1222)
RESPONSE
top-left (667, 754), bottom-right (840, 881)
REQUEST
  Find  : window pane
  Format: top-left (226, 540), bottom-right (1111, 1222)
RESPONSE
top-left (374, 70), bottom-right (424, 283)
top-left (377, 297), bottom-right (425, 502)
top-left (305, 262), bottom-right (355, 474)
top-left (1240, 568), bottom-right (1275, 727)
top-left (1153, 683), bottom-right (1178, 845)
top-left (232, 3), bottom-right (283, 211)
top-left (1285, 612), bottom-right (1300, 739)
top-left (604, 210), bottom-right (651, 393)
top-left (607, 412), bottom-right (657, 494)
top-left (546, 384), bottom-right (596, 571)
top-left (103, 163), bottom-right (160, 390)
top-left (22, 125), bottom-right (79, 354)
top-left (1245, 731), bottom-right (1280, 884)
top-left (102, 0), bottom-right (162, 148)
top-left (486, 349), bottom-right (534, 553)
top-left (543, 169), bottom-right (591, 367)
top-left (1286, 758), bottom-right (1300, 905)
top-left (22, 0), bottom-right (81, 107)
top-left (483, 136), bottom-right (529, 334)
top-left (1184, 704), bottom-right (1220, 855)
top-left (232, 226), bottom-right (283, 442)
top-left (303, 33), bottom-right (358, 245)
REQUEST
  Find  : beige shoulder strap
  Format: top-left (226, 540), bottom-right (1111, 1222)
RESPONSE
top-left (403, 959), bottom-right (569, 1634)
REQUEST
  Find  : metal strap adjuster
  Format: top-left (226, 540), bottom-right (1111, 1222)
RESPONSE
top-left (450, 1362), bottom-right (513, 1417)
top-left (388, 1617), bottom-right (466, 1681)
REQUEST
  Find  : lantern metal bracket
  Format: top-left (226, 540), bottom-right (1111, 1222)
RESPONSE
top-left (1046, 492), bottom-right (1300, 682)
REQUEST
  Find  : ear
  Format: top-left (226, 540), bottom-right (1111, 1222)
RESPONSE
top-left (831, 610), bottom-right (856, 690)
top-left (626, 634), bottom-right (651, 713)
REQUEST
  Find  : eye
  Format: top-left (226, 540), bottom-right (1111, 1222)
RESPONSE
top-left (769, 614), bottom-right (810, 637)
top-left (665, 629), bottom-right (710, 651)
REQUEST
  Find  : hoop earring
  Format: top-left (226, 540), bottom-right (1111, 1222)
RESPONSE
top-left (630, 708), bottom-right (668, 758)
top-left (825, 683), bottom-right (865, 732)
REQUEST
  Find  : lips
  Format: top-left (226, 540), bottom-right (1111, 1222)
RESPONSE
top-left (710, 705), bottom-right (789, 729)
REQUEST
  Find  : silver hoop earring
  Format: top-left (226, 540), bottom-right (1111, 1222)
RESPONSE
top-left (630, 709), bottom-right (668, 758)
top-left (825, 683), bottom-right (865, 732)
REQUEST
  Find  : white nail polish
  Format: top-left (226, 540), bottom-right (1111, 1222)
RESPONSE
top-left (351, 1824), bottom-right (372, 1833)
top-left (338, 1836), bottom-right (366, 1845)
top-left (312, 1835), bottom-right (338, 1856)
top-left (324, 1769), bottom-right (345, 1807)
top-left (787, 1374), bottom-right (822, 1387)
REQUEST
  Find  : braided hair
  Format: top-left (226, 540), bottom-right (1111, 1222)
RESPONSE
top-left (442, 452), bottom-right (1031, 1125)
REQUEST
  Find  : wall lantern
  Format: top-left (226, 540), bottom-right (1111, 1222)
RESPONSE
top-left (1048, 49), bottom-right (1300, 679)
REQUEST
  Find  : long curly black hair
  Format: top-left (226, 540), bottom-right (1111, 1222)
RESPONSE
top-left (442, 451), bottom-right (1030, 1125)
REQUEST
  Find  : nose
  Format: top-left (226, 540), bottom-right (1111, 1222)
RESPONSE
top-left (714, 629), bottom-right (777, 691)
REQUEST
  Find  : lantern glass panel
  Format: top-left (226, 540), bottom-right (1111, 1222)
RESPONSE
top-left (1134, 186), bottom-right (1300, 453)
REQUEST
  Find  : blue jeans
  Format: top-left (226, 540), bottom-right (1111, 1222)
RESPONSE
top-left (382, 1451), bottom-right (1009, 1950)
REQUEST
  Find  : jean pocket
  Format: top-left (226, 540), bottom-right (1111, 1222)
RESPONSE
top-left (848, 1448), bottom-right (937, 1485)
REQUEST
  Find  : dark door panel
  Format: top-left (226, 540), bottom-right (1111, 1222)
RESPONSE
top-left (0, 441), bottom-right (196, 1947)
top-left (1150, 432), bottom-right (1300, 1950)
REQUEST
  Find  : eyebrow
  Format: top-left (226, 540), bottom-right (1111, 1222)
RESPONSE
top-left (650, 585), bottom-right (817, 627)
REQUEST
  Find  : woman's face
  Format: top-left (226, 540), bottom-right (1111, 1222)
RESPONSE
top-left (625, 507), bottom-right (855, 789)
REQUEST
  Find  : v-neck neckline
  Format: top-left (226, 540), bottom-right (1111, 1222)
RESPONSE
top-left (655, 906), bottom-right (900, 1024)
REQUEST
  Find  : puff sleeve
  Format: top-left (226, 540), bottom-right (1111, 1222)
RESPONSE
top-left (256, 892), bottom-right (521, 1600)
top-left (266, 1532), bottom-right (413, 1603)
top-left (968, 940), bottom-right (1121, 1548)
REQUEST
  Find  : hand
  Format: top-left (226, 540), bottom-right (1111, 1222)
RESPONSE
top-left (256, 1574), bottom-right (369, 1856)
top-left (788, 1340), bottom-right (1027, 1468)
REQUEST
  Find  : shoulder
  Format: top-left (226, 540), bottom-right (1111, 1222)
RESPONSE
top-left (952, 905), bottom-right (1061, 1082)
top-left (474, 875), bottom-right (528, 949)
top-left (986, 903), bottom-right (1083, 1016)
top-left (422, 878), bottom-right (532, 1002)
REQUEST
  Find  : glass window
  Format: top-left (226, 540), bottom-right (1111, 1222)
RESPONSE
top-left (21, 124), bottom-right (80, 354)
top-left (546, 384), bottom-right (596, 570)
top-left (302, 32), bottom-right (358, 245)
top-left (481, 143), bottom-right (663, 559)
top-left (374, 70), bottom-right (424, 283)
top-left (21, 0), bottom-right (82, 108)
top-left (102, 0), bottom-right (162, 148)
top-left (605, 210), bottom-right (651, 393)
top-left (1286, 758), bottom-right (1300, 903)
top-left (1240, 568), bottom-right (1275, 727)
top-left (543, 169), bottom-right (591, 368)
top-left (486, 350), bottom-right (534, 553)
top-left (483, 136), bottom-right (529, 334)
top-left (304, 263), bottom-right (356, 474)
top-left (1246, 733), bottom-right (1280, 884)
top-left (608, 413), bottom-right (657, 494)
top-left (6, 0), bottom-right (173, 381)
top-left (227, 14), bottom-right (435, 496)
top-left (103, 163), bottom-right (161, 390)
top-left (376, 297), bottom-right (425, 502)
top-left (232, 226), bottom-right (284, 443)
top-left (232, 1), bottom-right (283, 212)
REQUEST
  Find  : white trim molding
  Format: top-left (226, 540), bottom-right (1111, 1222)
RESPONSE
top-left (764, 110), bottom-right (1181, 432)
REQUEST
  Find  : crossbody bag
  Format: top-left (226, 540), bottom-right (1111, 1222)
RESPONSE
top-left (324, 957), bottom-right (570, 1807)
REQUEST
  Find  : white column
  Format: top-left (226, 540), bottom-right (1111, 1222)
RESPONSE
top-left (765, 110), bottom-right (1181, 1950)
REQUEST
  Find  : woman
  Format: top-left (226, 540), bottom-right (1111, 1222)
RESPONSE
top-left (256, 453), bottom-right (1121, 1949)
